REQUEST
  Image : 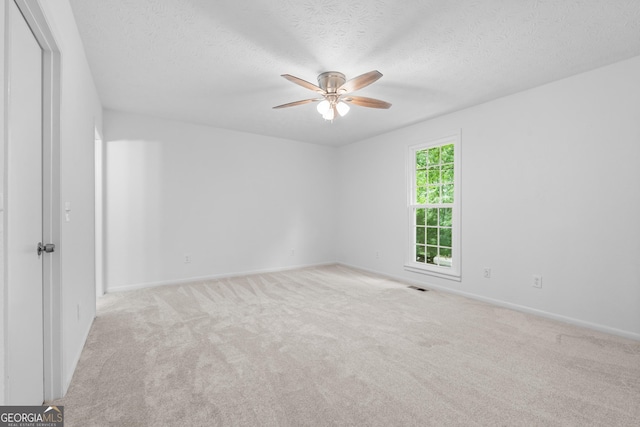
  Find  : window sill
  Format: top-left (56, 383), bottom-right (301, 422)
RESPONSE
top-left (404, 263), bottom-right (461, 281)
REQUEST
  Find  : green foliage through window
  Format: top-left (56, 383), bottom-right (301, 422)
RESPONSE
top-left (413, 142), bottom-right (455, 268)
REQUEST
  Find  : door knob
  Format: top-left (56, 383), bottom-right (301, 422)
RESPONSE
top-left (37, 242), bottom-right (55, 256)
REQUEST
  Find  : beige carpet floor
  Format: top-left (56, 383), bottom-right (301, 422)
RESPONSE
top-left (52, 264), bottom-right (640, 426)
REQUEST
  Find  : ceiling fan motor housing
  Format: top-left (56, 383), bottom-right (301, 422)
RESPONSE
top-left (317, 71), bottom-right (346, 93)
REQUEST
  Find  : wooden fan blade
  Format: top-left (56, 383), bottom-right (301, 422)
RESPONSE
top-left (337, 70), bottom-right (383, 94)
top-left (281, 74), bottom-right (324, 93)
top-left (273, 98), bottom-right (322, 109)
top-left (343, 96), bottom-right (392, 109)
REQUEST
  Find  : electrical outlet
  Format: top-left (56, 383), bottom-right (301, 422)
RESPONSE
top-left (290, 249), bottom-right (295, 256)
top-left (184, 254), bottom-right (191, 264)
top-left (376, 251), bottom-right (380, 259)
top-left (483, 268), bottom-right (491, 279)
top-left (532, 274), bottom-right (542, 288)
top-left (77, 304), bottom-right (80, 321)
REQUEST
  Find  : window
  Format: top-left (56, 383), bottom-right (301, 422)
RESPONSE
top-left (405, 133), bottom-right (461, 280)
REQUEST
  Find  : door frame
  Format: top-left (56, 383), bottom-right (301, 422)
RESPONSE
top-left (3, 0), bottom-right (63, 401)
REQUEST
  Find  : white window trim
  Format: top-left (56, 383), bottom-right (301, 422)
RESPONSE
top-left (404, 131), bottom-right (461, 281)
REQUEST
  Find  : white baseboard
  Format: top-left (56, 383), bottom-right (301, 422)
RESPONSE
top-left (106, 261), bottom-right (338, 293)
top-left (338, 262), bottom-right (640, 342)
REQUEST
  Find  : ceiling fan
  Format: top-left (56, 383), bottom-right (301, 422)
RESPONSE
top-left (273, 70), bottom-right (391, 121)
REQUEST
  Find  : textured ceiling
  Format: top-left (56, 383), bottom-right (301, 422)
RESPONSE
top-left (69, 0), bottom-right (640, 146)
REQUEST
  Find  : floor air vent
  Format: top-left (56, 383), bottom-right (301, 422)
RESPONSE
top-left (408, 285), bottom-right (428, 292)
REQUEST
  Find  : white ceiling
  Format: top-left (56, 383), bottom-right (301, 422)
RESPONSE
top-left (69, 0), bottom-right (640, 146)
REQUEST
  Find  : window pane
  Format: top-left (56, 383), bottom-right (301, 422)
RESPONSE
top-left (441, 164), bottom-right (454, 183)
top-left (442, 184), bottom-right (454, 203)
top-left (417, 187), bottom-right (427, 204)
top-left (426, 208), bottom-right (438, 226)
top-left (439, 208), bottom-right (452, 227)
top-left (426, 227), bottom-right (438, 245)
top-left (416, 170), bottom-right (427, 187)
top-left (441, 144), bottom-right (454, 163)
top-left (416, 150), bottom-right (427, 169)
top-left (416, 208), bottom-right (426, 225)
top-left (428, 147), bottom-right (440, 165)
top-left (426, 246), bottom-right (438, 264)
top-left (437, 247), bottom-right (452, 267)
top-left (427, 185), bottom-right (440, 204)
top-left (428, 166), bottom-right (440, 184)
top-left (439, 228), bottom-right (452, 247)
top-left (409, 138), bottom-right (458, 274)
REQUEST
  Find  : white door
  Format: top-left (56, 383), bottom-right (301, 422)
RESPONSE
top-left (6, 0), bottom-right (45, 405)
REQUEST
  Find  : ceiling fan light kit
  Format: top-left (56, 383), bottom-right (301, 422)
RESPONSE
top-left (274, 70), bottom-right (391, 121)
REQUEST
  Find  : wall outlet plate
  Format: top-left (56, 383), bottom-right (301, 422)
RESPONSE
top-left (532, 274), bottom-right (542, 288)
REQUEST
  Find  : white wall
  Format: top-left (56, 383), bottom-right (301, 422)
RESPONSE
top-left (104, 110), bottom-right (337, 291)
top-left (338, 55), bottom-right (640, 339)
top-left (1, 0), bottom-right (102, 401)
top-left (0, 2), bottom-right (5, 404)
